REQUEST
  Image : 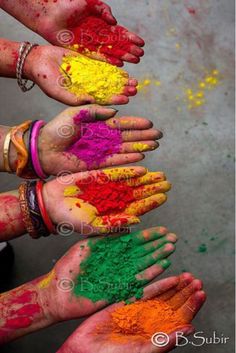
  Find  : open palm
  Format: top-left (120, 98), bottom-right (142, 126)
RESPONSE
top-left (41, 227), bottom-right (177, 322)
top-left (57, 273), bottom-right (206, 353)
top-left (36, 0), bottom-right (144, 66)
top-left (26, 45), bottom-right (137, 106)
top-left (42, 167), bottom-right (171, 235)
top-left (38, 105), bottom-right (162, 175)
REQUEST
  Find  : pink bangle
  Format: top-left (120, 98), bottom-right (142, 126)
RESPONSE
top-left (31, 120), bottom-right (48, 179)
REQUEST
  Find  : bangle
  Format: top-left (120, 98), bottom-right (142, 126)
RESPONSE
top-left (26, 181), bottom-right (50, 237)
top-left (3, 129), bottom-right (14, 173)
top-left (19, 182), bottom-right (40, 239)
top-left (10, 120), bottom-right (32, 176)
top-left (21, 121), bottom-right (38, 179)
top-left (36, 180), bottom-right (57, 234)
top-left (31, 120), bottom-right (48, 180)
top-left (16, 42), bottom-right (38, 92)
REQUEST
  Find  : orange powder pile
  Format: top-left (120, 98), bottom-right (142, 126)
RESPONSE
top-left (109, 299), bottom-right (187, 342)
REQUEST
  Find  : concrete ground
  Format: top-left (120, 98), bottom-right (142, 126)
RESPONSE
top-left (0, 0), bottom-right (235, 352)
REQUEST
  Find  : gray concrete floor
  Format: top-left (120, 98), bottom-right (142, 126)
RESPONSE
top-left (0, 0), bottom-right (235, 352)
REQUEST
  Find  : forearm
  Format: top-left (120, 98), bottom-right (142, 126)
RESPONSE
top-left (0, 190), bottom-right (26, 241)
top-left (0, 39), bottom-right (20, 78)
top-left (0, 275), bottom-right (53, 344)
top-left (0, 0), bottom-right (46, 34)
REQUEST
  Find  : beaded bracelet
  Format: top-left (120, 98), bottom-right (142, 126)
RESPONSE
top-left (16, 42), bottom-right (38, 92)
top-left (36, 180), bottom-right (57, 234)
top-left (31, 120), bottom-right (48, 180)
top-left (10, 120), bottom-right (32, 176)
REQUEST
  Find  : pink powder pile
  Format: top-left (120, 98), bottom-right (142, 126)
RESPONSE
top-left (67, 110), bottom-right (122, 168)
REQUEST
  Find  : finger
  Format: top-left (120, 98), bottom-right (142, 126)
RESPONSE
top-left (141, 276), bottom-right (180, 300)
top-left (123, 86), bottom-right (138, 96)
top-left (105, 55), bottom-right (124, 67)
top-left (67, 105), bottom-right (118, 123)
top-left (106, 116), bottom-right (154, 130)
top-left (133, 181), bottom-right (172, 199)
top-left (136, 243), bottom-right (176, 271)
top-left (167, 279), bottom-right (203, 310)
top-left (123, 226), bottom-right (170, 244)
top-left (98, 152), bottom-right (144, 167)
top-left (126, 172), bottom-right (166, 187)
top-left (110, 95), bottom-right (129, 105)
top-left (92, 214), bottom-right (140, 231)
top-left (139, 233), bottom-right (178, 257)
top-left (158, 273), bottom-right (195, 302)
top-left (94, 1), bottom-right (117, 25)
top-left (122, 128), bottom-right (163, 141)
top-left (117, 52), bottom-right (141, 64)
top-left (177, 291), bottom-right (206, 322)
top-left (128, 78), bottom-right (139, 86)
top-left (125, 193), bottom-right (168, 216)
top-left (120, 141), bottom-right (159, 153)
top-left (126, 31), bottom-right (145, 47)
top-left (129, 45), bottom-right (145, 57)
top-left (136, 259), bottom-right (171, 283)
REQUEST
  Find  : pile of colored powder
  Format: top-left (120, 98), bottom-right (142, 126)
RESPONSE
top-left (67, 111), bottom-right (122, 168)
top-left (74, 173), bottom-right (136, 215)
top-left (68, 16), bottom-right (132, 61)
top-left (60, 54), bottom-right (128, 104)
top-left (109, 299), bottom-right (187, 340)
top-left (73, 234), bottom-right (147, 303)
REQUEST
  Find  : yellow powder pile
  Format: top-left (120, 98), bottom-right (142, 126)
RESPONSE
top-left (110, 299), bottom-right (187, 341)
top-left (60, 54), bottom-right (128, 104)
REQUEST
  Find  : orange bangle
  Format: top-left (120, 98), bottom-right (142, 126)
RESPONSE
top-left (10, 120), bottom-right (32, 176)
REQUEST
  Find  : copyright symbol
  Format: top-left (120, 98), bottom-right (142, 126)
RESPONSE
top-left (56, 30), bottom-right (75, 45)
top-left (57, 278), bottom-right (74, 292)
top-left (151, 332), bottom-right (170, 347)
top-left (57, 75), bottom-right (73, 89)
top-left (57, 124), bottom-right (75, 138)
top-left (57, 171), bottom-right (74, 185)
top-left (57, 222), bottom-right (75, 237)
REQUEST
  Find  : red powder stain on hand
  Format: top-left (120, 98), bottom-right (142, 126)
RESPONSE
top-left (75, 172), bottom-right (137, 215)
top-left (5, 317), bottom-right (32, 329)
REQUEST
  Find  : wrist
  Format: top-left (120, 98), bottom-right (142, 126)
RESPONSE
top-left (23, 45), bottom-right (39, 81)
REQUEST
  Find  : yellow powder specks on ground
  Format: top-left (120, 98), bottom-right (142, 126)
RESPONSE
top-left (183, 70), bottom-right (221, 109)
top-left (60, 54), bottom-right (128, 104)
top-left (133, 143), bottom-right (150, 152)
top-left (37, 270), bottom-right (55, 289)
top-left (64, 186), bottom-right (80, 197)
top-left (137, 78), bottom-right (161, 92)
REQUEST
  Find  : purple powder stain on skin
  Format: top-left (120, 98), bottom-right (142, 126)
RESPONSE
top-left (67, 110), bottom-right (122, 168)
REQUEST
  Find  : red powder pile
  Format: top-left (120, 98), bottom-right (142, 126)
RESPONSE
top-left (76, 175), bottom-right (135, 215)
top-left (68, 16), bottom-right (133, 61)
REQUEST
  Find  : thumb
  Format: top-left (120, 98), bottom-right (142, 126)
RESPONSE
top-left (147, 325), bottom-right (195, 352)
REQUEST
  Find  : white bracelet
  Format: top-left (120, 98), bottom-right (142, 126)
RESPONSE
top-left (16, 42), bottom-right (38, 92)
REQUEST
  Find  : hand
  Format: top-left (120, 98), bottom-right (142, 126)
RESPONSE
top-left (38, 227), bottom-right (177, 321)
top-left (25, 45), bottom-right (137, 106)
top-left (42, 167), bottom-right (171, 235)
top-left (38, 105), bottom-right (162, 175)
top-left (35, 0), bottom-right (144, 66)
top-left (56, 273), bottom-right (206, 353)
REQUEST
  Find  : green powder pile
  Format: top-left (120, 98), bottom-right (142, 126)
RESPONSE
top-left (73, 234), bottom-right (147, 303)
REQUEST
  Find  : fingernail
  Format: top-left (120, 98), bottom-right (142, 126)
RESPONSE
top-left (112, 109), bottom-right (119, 113)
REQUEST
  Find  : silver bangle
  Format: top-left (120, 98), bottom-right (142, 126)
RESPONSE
top-left (16, 42), bottom-right (38, 92)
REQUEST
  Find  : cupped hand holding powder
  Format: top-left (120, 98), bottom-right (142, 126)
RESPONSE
top-left (1, 0), bottom-right (144, 67)
top-left (24, 45), bottom-right (137, 105)
top-left (38, 105), bottom-right (162, 175)
top-left (56, 273), bottom-right (206, 353)
top-left (43, 167), bottom-right (172, 235)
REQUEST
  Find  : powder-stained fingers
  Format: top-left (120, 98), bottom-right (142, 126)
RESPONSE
top-left (136, 259), bottom-right (171, 283)
top-left (177, 291), bottom-right (207, 322)
top-left (135, 243), bottom-right (176, 272)
top-left (129, 45), bottom-right (145, 57)
top-left (133, 181), bottom-right (172, 200)
top-left (158, 273), bottom-right (195, 302)
top-left (98, 153), bottom-right (144, 168)
top-left (124, 30), bottom-right (145, 47)
top-left (125, 193), bottom-right (168, 216)
top-left (104, 55), bottom-right (124, 67)
top-left (91, 214), bottom-right (140, 230)
top-left (126, 172), bottom-right (166, 187)
top-left (123, 226), bottom-right (169, 244)
top-left (136, 233), bottom-right (178, 257)
top-left (110, 95), bottom-right (129, 105)
top-left (140, 276), bottom-right (179, 301)
top-left (106, 117), bottom-right (154, 131)
top-left (115, 51), bottom-right (141, 64)
top-left (123, 86), bottom-right (137, 97)
top-left (92, 1), bottom-right (117, 25)
top-left (122, 128), bottom-right (163, 142)
top-left (120, 141), bottom-right (159, 153)
top-left (167, 279), bottom-right (203, 310)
